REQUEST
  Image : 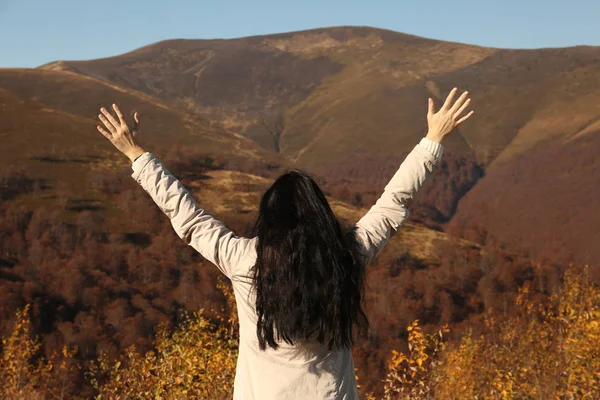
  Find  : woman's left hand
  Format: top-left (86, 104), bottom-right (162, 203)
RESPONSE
top-left (97, 104), bottom-right (146, 162)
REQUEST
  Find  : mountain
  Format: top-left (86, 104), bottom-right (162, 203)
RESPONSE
top-left (37, 26), bottom-right (600, 267)
top-left (39, 27), bottom-right (599, 166)
top-left (38, 27), bottom-right (487, 167)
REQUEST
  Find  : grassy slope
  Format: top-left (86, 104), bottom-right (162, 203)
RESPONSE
top-left (0, 68), bottom-right (278, 227)
top-left (0, 68), bottom-right (268, 161)
top-left (195, 169), bottom-right (480, 264)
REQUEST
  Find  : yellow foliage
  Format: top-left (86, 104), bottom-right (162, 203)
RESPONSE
top-left (0, 304), bottom-right (78, 399)
top-left (0, 282), bottom-right (239, 399)
top-left (381, 320), bottom-right (449, 399)
top-left (216, 276), bottom-right (239, 335)
top-left (433, 264), bottom-right (600, 399)
top-left (88, 278), bottom-right (240, 399)
top-left (88, 309), bottom-right (238, 399)
top-left (376, 264), bottom-right (600, 399)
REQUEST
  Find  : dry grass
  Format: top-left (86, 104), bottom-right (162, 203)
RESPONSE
top-left (189, 169), bottom-right (480, 264)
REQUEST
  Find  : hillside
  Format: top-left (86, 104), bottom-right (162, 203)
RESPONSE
top-left (0, 68), bottom-right (270, 163)
top-left (0, 68), bottom-right (280, 220)
top-left (449, 129), bottom-right (600, 270)
top-left (39, 27), bottom-right (600, 168)
top-left (39, 27), bottom-right (487, 166)
top-left (37, 26), bottom-right (600, 268)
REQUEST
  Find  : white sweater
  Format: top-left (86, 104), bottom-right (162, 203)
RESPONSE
top-left (131, 137), bottom-right (443, 399)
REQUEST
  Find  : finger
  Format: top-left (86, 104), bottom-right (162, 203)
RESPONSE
top-left (450, 91), bottom-right (469, 114)
top-left (97, 125), bottom-right (112, 139)
top-left (453, 98), bottom-right (472, 120)
top-left (100, 107), bottom-right (120, 129)
top-left (442, 87), bottom-right (458, 110)
top-left (133, 112), bottom-right (140, 130)
top-left (427, 98), bottom-right (435, 118)
top-left (98, 114), bottom-right (117, 134)
top-left (456, 110), bottom-right (475, 125)
top-left (112, 104), bottom-right (126, 125)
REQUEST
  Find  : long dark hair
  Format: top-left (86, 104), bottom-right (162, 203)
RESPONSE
top-left (250, 169), bottom-right (368, 351)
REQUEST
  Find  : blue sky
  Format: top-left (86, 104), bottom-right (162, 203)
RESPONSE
top-left (1, 0), bottom-right (598, 68)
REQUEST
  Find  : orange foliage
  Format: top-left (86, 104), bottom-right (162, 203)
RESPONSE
top-left (378, 264), bottom-right (600, 399)
top-left (2, 264), bottom-right (599, 399)
top-left (87, 278), bottom-right (239, 399)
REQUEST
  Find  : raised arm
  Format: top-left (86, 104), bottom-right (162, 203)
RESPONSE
top-left (351, 88), bottom-right (474, 264)
top-left (96, 104), bottom-right (250, 278)
top-left (351, 138), bottom-right (442, 264)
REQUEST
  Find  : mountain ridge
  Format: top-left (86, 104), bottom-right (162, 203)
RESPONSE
top-left (35, 26), bottom-right (599, 169)
top-left (3, 25), bottom-right (600, 267)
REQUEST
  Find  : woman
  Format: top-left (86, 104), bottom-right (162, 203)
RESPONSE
top-left (96, 88), bottom-right (473, 399)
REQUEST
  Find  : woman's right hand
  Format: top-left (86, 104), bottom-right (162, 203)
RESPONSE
top-left (426, 88), bottom-right (474, 143)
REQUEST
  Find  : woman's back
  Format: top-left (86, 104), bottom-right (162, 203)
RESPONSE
top-left (231, 237), bottom-right (358, 399)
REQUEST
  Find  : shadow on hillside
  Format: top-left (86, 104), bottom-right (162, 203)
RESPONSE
top-left (174, 171), bottom-right (213, 181)
top-left (123, 232), bottom-right (152, 247)
top-left (31, 155), bottom-right (100, 164)
top-left (66, 198), bottom-right (104, 212)
top-left (0, 172), bottom-right (44, 202)
top-left (0, 269), bottom-right (22, 283)
top-left (0, 258), bottom-right (16, 268)
top-left (389, 252), bottom-right (428, 277)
